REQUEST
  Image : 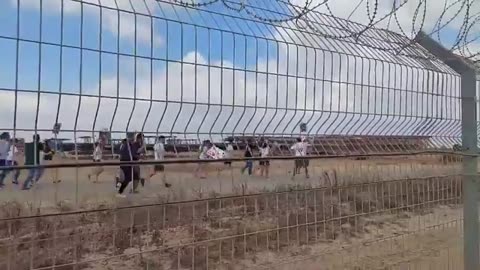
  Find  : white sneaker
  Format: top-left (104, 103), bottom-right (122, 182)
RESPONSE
top-left (116, 194), bottom-right (126, 198)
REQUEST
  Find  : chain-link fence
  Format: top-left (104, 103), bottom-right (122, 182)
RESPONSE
top-left (0, 0), bottom-right (478, 269)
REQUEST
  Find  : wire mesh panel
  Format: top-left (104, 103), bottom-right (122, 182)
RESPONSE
top-left (0, 0), bottom-right (462, 155)
top-left (0, 1), bottom-right (477, 270)
top-left (0, 169), bottom-right (465, 269)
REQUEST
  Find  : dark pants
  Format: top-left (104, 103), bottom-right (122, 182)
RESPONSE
top-left (0, 160), bottom-right (20, 185)
top-left (241, 160), bottom-right (253, 175)
top-left (0, 159), bottom-right (6, 185)
top-left (154, 164), bottom-right (165, 172)
top-left (118, 165), bottom-right (139, 194)
top-left (6, 160), bottom-right (19, 183)
top-left (23, 167), bottom-right (45, 189)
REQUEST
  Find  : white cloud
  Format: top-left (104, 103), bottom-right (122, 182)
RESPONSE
top-left (0, 47), bottom-right (455, 142)
top-left (13, 0), bottom-right (163, 47)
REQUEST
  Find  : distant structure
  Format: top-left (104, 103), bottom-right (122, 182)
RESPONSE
top-left (79, 136), bottom-right (92, 144)
top-left (224, 135), bottom-right (431, 155)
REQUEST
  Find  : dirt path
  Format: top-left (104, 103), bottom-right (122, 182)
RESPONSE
top-left (0, 156), bottom-right (459, 214)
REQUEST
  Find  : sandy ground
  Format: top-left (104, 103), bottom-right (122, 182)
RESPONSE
top-left (254, 205), bottom-right (465, 270)
top-left (80, 204), bottom-right (467, 270)
top-left (0, 155), bottom-right (460, 212)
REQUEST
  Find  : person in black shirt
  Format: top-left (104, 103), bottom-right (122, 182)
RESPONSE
top-left (117, 133), bottom-right (145, 197)
top-left (43, 140), bottom-right (54, 161)
top-left (42, 139), bottom-right (58, 183)
top-left (115, 139), bottom-right (127, 189)
top-left (22, 134), bottom-right (44, 190)
top-left (117, 138), bottom-right (138, 197)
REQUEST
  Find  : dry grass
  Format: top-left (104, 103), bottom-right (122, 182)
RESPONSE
top-left (0, 168), bottom-right (463, 269)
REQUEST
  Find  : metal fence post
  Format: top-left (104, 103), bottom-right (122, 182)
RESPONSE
top-left (415, 31), bottom-right (479, 270)
top-left (461, 68), bottom-right (479, 270)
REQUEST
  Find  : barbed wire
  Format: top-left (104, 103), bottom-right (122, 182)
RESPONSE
top-left (168, 0), bottom-right (480, 64)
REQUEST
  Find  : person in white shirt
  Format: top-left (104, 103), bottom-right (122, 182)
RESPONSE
top-left (199, 141), bottom-right (210, 160)
top-left (7, 139), bottom-right (20, 184)
top-left (224, 141), bottom-right (234, 167)
top-left (195, 140), bottom-right (212, 179)
top-left (290, 137), bottom-right (310, 179)
top-left (93, 142), bottom-right (103, 161)
top-left (150, 136), bottom-right (171, 188)
top-left (0, 132), bottom-right (11, 188)
top-left (88, 142), bottom-right (104, 183)
top-left (259, 141), bottom-right (270, 179)
top-left (0, 138), bottom-right (20, 186)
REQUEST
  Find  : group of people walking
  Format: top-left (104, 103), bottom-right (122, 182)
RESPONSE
top-left (240, 137), bottom-right (310, 179)
top-left (114, 133), bottom-right (171, 198)
top-left (0, 132), bottom-right (55, 190)
top-left (194, 137), bottom-right (310, 179)
top-left (74, 132), bottom-right (172, 198)
top-left (0, 131), bottom-right (311, 195)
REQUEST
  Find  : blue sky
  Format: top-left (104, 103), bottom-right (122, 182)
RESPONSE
top-left (0, 0), bottom-right (466, 143)
top-left (0, 0), bottom-right (292, 140)
top-left (0, 0), bottom-right (286, 94)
